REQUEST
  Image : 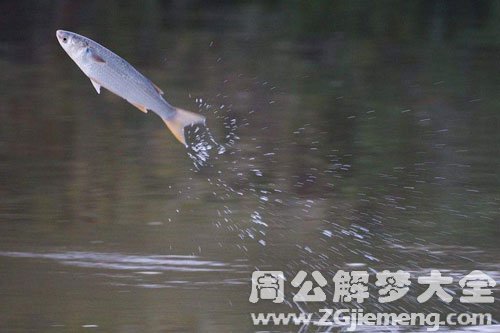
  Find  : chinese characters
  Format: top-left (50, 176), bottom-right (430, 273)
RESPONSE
top-left (249, 269), bottom-right (496, 304)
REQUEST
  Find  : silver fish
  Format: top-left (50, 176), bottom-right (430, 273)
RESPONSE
top-left (56, 30), bottom-right (205, 146)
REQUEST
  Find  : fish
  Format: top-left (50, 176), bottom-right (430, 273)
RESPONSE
top-left (56, 30), bottom-right (205, 146)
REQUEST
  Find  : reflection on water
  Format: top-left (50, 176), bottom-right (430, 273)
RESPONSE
top-left (0, 251), bottom-right (248, 289)
top-left (0, 251), bottom-right (241, 272)
top-left (0, 1), bottom-right (499, 332)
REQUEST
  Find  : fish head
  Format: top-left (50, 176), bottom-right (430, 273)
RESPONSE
top-left (56, 30), bottom-right (89, 60)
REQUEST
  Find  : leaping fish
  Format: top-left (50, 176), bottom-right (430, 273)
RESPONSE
top-left (56, 30), bottom-right (205, 146)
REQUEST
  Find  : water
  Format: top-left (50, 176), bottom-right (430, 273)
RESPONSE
top-left (0, 1), bottom-right (499, 332)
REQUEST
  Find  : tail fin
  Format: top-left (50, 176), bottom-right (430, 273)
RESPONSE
top-left (162, 107), bottom-right (206, 146)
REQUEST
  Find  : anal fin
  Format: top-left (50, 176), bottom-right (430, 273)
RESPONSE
top-left (131, 102), bottom-right (148, 114)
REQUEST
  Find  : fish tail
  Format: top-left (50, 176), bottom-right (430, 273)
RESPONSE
top-left (162, 107), bottom-right (206, 146)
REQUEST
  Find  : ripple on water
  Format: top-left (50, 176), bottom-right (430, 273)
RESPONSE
top-left (0, 251), bottom-right (248, 289)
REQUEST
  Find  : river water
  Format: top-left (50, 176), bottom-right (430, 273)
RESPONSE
top-left (0, 1), bottom-right (499, 332)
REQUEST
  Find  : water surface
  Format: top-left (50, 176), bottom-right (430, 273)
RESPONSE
top-left (0, 1), bottom-right (499, 332)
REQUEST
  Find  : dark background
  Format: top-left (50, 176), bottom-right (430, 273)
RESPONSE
top-left (0, 1), bottom-right (499, 332)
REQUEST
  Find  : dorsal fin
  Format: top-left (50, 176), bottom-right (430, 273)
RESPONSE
top-left (152, 82), bottom-right (164, 95)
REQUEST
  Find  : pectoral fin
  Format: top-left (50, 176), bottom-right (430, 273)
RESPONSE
top-left (132, 102), bottom-right (148, 114)
top-left (90, 79), bottom-right (101, 94)
top-left (86, 48), bottom-right (106, 63)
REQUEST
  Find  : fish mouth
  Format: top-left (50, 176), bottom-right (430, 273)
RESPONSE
top-left (56, 30), bottom-right (70, 43)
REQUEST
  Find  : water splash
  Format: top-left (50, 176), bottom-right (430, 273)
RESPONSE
top-left (185, 97), bottom-right (237, 169)
top-left (186, 124), bottom-right (224, 169)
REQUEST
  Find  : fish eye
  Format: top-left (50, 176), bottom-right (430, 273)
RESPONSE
top-left (62, 37), bottom-right (68, 43)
